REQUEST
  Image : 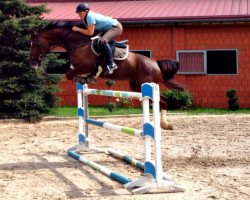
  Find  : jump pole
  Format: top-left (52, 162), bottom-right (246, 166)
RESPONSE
top-left (68, 150), bottom-right (131, 184)
top-left (108, 149), bottom-right (144, 170)
top-left (85, 118), bottom-right (143, 136)
top-left (107, 149), bottom-right (173, 181)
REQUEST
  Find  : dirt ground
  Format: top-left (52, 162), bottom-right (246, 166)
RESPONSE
top-left (0, 114), bottom-right (249, 200)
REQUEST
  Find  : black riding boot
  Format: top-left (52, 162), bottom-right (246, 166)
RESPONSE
top-left (101, 42), bottom-right (118, 75)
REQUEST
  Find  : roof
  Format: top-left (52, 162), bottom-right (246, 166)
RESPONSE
top-left (29, 0), bottom-right (250, 24)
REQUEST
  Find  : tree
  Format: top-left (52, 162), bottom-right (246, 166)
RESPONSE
top-left (0, 0), bottom-right (63, 121)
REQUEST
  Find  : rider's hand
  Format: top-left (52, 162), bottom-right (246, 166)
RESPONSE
top-left (72, 26), bottom-right (80, 32)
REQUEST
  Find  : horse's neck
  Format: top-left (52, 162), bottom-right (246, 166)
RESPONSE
top-left (46, 28), bottom-right (91, 52)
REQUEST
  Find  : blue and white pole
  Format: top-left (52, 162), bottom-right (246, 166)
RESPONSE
top-left (108, 149), bottom-right (145, 170)
top-left (85, 118), bottom-right (143, 136)
top-left (124, 83), bottom-right (169, 193)
top-left (84, 88), bottom-right (142, 99)
top-left (67, 150), bottom-right (131, 184)
top-left (76, 83), bottom-right (87, 146)
top-left (108, 149), bottom-right (173, 181)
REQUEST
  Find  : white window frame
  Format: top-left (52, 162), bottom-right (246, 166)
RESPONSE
top-left (176, 49), bottom-right (238, 75)
top-left (176, 50), bottom-right (206, 74)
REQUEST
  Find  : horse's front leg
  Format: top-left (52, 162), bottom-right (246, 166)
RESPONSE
top-left (65, 64), bottom-right (97, 84)
top-left (66, 65), bottom-right (83, 80)
top-left (160, 95), bottom-right (173, 130)
top-left (65, 67), bottom-right (86, 84)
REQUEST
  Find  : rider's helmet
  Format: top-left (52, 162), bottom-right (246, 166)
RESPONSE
top-left (76, 3), bottom-right (90, 13)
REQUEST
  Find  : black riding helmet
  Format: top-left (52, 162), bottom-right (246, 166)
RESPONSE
top-left (76, 3), bottom-right (90, 13)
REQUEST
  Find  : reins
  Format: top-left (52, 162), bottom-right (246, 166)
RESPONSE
top-left (61, 29), bottom-right (91, 53)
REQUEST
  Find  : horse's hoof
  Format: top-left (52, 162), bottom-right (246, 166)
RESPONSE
top-left (160, 121), bottom-right (173, 130)
top-left (73, 77), bottom-right (87, 85)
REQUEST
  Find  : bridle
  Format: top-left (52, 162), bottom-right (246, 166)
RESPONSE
top-left (30, 33), bottom-right (47, 63)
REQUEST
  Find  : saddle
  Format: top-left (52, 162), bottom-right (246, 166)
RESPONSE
top-left (91, 37), bottom-right (129, 60)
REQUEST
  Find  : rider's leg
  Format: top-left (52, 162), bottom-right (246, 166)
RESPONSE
top-left (100, 23), bottom-right (123, 74)
top-left (99, 40), bottom-right (117, 74)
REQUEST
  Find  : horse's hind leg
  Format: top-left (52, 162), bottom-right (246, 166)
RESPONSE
top-left (160, 95), bottom-right (173, 130)
top-left (130, 81), bottom-right (173, 130)
top-left (129, 80), bottom-right (141, 92)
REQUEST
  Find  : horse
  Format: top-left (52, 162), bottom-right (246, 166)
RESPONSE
top-left (29, 21), bottom-right (185, 129)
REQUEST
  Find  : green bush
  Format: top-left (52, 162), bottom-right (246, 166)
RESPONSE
top-left (105, 79), bottom-right (116, 88)
top-left (115, 98), bottom-right (134, 108)
top-left (226, 89), bottom-right (240, 111)
top-left (226, 89), bottom-right (236, 98)
top-left (161, 90), bottom-right (194, 110)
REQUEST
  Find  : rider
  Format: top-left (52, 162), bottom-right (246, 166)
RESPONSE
top-left (72, 3), bottom-right (123, 74)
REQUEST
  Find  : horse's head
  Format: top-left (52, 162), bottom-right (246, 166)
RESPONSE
top-left (29, 21), bottom-right (90, 70)
top-left (29, 30), bottom-right (51, 69)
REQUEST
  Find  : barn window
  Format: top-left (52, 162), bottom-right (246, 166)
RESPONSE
top-left (176, 49), bottom-right (238, 75)
top-left (130, 50), bottom-right (151, 58)
top-left (176, 50), bottom-right (206, 74)
top-left (206, 50), bottom-right (238, 75)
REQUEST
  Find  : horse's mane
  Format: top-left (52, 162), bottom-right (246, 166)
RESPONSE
top-left (40, 21), bottom-right (87, 31)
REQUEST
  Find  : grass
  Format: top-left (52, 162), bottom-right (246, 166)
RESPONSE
top-left (48, 106), bottom-right (144, 117)
top-left (47, 106), bottom-right (250, 117)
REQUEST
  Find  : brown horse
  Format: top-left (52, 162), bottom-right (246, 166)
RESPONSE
top-left (29, 21), bottom-right (185, 129)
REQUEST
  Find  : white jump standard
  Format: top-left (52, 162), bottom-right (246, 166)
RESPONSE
top-left (67, 82), bottom-right (184, 194)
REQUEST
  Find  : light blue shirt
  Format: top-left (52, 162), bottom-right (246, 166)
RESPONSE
top-left (86, 11), bottom-right (118, 32)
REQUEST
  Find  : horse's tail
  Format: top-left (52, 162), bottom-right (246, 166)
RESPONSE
top-left (157, 60), bottom-right (186, 91)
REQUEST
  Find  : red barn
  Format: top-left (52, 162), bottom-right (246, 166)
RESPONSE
top-left (28, 0), bottom-right (250, 108)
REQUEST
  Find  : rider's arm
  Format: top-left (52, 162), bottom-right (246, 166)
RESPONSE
top-left (72, 24), bottom-right (95, 36)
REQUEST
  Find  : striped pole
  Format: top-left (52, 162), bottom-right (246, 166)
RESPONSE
top-left (77, 83), bottom-right (86, 145)
top-left (108, 149), bottom-right (172, 181)
top-left (84, 88), bottom-right (142, 99)
top-left (108, 149), bottom-right (144, 170)
top-left (85, 118), bottom-right (143, 136)
top-left (67, 151), bottom-right (132, 184)
top-left (83, 84), bottom-right (89, 147)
